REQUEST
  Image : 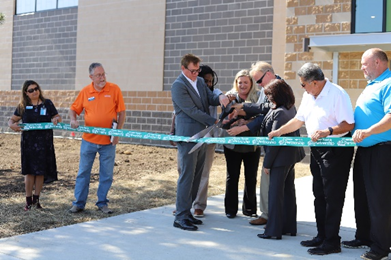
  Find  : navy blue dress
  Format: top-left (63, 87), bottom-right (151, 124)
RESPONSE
top-left (14, 99), bottom-right (58, 183)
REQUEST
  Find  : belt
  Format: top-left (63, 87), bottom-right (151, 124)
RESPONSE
top-left (377, 141), bottom-right (391, 146)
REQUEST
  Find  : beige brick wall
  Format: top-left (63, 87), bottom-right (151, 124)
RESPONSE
top-left (0, 0), bottom-right (15, 90)
top-left (0, 90), bottom-right (174, 113)
top-left (1, 89), bottom-right (174, 142)
top-left (75, 0), bottom-right (166, 92)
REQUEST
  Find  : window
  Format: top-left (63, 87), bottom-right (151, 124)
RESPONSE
top-left (16, 0), bottom-right (78, 15)
top-left (352, 0), bottom-right (391, 33)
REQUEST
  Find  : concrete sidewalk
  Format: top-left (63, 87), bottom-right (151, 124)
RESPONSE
top-left (0, 175), bottom-right (367, 260)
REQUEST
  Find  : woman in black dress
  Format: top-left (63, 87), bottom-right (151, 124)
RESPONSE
top-left (8, 80), bottom-right (62, 211)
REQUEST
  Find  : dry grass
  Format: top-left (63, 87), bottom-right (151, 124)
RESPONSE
top-left (0, 133), bottom-right (310, 238)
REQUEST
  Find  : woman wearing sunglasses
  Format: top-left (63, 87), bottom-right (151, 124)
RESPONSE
top-left (8, 80), bottom-right (62, 211)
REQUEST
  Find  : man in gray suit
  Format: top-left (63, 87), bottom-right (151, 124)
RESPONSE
top-left (171, 53), bottom-right (229, 231)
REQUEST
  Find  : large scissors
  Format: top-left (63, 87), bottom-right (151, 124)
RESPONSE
top-left (187, 101), bottom-right (236, 154)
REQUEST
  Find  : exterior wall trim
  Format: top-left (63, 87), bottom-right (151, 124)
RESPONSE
top-left (309, 32), bottom-right (391, 52)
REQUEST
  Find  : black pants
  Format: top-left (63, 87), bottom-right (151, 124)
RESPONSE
top-left (224, 147), bottom-right (260, 215)
top-left (265, 164), bottom-right (297, 237)
top-left (353, 144), bottom-right (391, 255)
top-left (310, 146), bottom-right (354, 246)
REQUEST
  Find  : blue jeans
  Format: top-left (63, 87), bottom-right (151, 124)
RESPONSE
top-left (73, 139), bottom-right (116, 208)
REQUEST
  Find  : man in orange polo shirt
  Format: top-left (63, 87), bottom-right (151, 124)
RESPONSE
top-left (68, 62), bottom-right (126, 214)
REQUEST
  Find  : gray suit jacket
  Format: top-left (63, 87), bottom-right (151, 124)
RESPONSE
top-left (261, 106), bottom-right (305, 168)
top-left (171, 74), bottom-right (221, 137)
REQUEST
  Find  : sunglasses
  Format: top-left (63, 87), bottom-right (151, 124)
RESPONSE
top-left (256, 70), bottom-right (269, 84)
top-left (26, 86), bottom-right (40, 93)
top-left (300, 81), bottom-right (313, 88)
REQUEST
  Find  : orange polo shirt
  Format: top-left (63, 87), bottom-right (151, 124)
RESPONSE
top-left (71, 82), bottom-right (126, 145)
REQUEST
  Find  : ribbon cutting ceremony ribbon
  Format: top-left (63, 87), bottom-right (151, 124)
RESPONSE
top-left (19, 123), bottom-right (356, 147)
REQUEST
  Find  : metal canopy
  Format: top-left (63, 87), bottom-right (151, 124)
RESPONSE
top-left (308, 33), bottom-right (391, 52)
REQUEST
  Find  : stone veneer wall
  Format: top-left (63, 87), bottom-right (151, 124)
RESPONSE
top-left (0, 90), bottom-right (174, 147)
top-left (339, 51), bottom-right (391, 90)
top-left (284, 0), bottom-right (351, 92)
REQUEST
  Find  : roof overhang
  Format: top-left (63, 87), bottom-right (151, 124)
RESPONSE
top-left (308, 33), bottom-right (391, 52)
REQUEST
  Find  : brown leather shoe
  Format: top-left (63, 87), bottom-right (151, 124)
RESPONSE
top-left (194, 209), bottom-right (204, 218)
top-left (249, 217), bottom-right (267, 225)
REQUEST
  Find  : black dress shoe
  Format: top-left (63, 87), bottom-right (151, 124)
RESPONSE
top-left (308, 245), bottom-right (341, 255)
top-left (282, 232), bottom-right (296, 236)
top-left (188, 215), bottom-right (203, 225)
top-left (243, 211), bottom-right (258, 217)
top-left (300, 236), bottom-right (324, 247)
top-left (361, 250), bottom-right (389, 260)
top-left (341, 239), bottom-right (371, 249)
top-left (226, 213), bottom-right (236, 219)
top-left (173, 219), bottom-right (198, 231)
top-left (257, 233), bottom-right (282, 240)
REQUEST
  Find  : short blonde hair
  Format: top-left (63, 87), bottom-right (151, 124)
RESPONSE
top-left (249, 61), bottom-right (275, 77)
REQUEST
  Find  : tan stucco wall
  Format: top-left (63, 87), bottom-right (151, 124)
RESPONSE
top-left (0, 0), bottom-right (15, 90)
top-left (75, 0), bottom-right (166, 91)
top-left (271, 0), bottom-right (286, 76)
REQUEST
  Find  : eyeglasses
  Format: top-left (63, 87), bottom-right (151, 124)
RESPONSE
top-left (186, 67), bottom-right (202, 74)
top-left (256, 70), bottom-right (269, 84)
top-left (26, 86), bottom-right (39, 93)
top-left (92, 73), bottom-right (107, 78)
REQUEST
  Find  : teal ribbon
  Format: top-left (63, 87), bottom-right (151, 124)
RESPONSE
top-left (20, 122), bottom-right (356, 147)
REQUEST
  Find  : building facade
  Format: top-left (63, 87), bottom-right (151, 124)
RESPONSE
top-left (0, 0), bottom-right (390, 148)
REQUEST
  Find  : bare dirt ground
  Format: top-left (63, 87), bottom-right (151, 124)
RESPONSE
top-left (0, 133), bottom-right (310, 239)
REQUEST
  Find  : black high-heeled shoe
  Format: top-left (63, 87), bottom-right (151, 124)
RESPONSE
top-left (257, 233), bottom-right (282, 240)
top-left (226, 213), bottom-right (236, 219)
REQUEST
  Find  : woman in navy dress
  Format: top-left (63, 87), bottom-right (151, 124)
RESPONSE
top-left (8, 80), bottom-right (62, 211)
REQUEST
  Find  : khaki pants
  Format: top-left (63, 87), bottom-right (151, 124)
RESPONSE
top-left (193, 144), bottom-right (216, 211)
top-left (259, 168), bottom-right (269, 219)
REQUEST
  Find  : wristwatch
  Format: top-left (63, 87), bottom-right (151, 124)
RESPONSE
top-left (328, 127), bottom-right (333, 135)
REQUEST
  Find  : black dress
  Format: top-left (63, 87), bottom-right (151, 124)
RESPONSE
top-left (14, 99), bottom-right (58, 183)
